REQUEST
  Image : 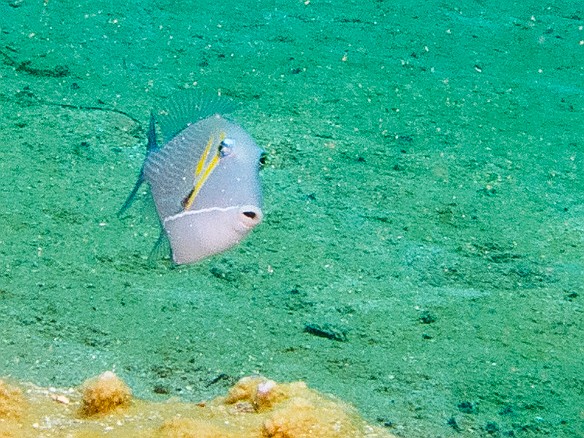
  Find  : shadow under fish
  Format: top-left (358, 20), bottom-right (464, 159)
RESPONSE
top-left (119, 91), bottom-right (264, 265)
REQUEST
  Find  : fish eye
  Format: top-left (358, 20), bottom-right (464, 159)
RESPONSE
top-left (219, 138), bottom-right (234, 158)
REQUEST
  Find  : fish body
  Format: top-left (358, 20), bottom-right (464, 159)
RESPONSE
top-left (121, 92), bottom-right (264, 264)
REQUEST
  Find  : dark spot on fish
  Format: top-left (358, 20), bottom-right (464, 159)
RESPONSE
top-left (181, 188), bottom-right (195, 208)
top-left (71, 82), bottom-right (80, 90)
top-left (243, 211), bottom-right (257, 219)
top-left (290, 67), bottom-right (303, 74)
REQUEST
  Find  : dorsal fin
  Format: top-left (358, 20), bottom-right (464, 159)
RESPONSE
top-left (157, 91), bottom-right (236, 143)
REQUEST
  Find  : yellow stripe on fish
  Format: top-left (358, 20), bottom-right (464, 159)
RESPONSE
top-left (182, 131), bottom-right (226, 211)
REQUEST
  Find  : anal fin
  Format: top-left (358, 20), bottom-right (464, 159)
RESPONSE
top-left (148, 229), bottom-right (172, 265)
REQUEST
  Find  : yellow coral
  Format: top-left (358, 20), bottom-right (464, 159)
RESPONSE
top-left (224, 376), bottom-right (287, 413)
top-left (158, 417), bottom-right (237, 438)
top-left (0, 373), bottom-right (395, 438)
top-left (0, 380), bottom-right (24, 420)
top-left (0, 380), bottom-right (26, 438)
top-left (79, 371), bottom-right (132, 416)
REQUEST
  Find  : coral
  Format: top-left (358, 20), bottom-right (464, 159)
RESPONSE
top-left (262, 396), bottom-right (355, 438)
top-left (0, 380), bottom-right (26, 437)
top-left (158, 418), bottom-right (238, 438)
top-left (79, 371), bottom-right (132, 417)
top-left (224, 376), bottom-right (286, 412)
top-left (0, 380), bottom-right (24, 420)
top-left (0, 373), bottom-right (395, 438)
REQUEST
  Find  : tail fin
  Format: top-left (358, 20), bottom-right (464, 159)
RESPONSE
top-left (117, 170), bottom-right (144, 216)
top-left (118, 112), bottom-right (157, 216)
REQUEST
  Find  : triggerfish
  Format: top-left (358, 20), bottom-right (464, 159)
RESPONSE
top-left (119, 91), bottom-right (264, 264)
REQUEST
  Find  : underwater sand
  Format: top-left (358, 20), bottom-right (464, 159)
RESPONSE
top-left (0, 0), bottom-right (583, 437)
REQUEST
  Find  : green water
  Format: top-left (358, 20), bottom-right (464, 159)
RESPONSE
top-left (1, 1), bottom-right (582, 436)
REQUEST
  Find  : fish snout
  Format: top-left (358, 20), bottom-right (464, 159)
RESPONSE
top-left (237, 205), bottom-right (263, 231)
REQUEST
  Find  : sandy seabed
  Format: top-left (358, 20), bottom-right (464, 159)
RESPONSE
top-left (0, 1), bottom-right (582, 437)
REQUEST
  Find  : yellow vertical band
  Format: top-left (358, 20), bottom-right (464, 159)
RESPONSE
top-left (183, 131), bottom-right (225, 211)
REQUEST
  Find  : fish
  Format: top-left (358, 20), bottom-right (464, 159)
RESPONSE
top-left (119, 91), bottom-right (264, 264)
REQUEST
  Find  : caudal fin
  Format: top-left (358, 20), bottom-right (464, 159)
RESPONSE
top-left (117, 170), bottom-right (145, 216)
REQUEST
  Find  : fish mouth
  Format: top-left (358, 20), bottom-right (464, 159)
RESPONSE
top-left (238, 205), bottom-right (263, 229)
